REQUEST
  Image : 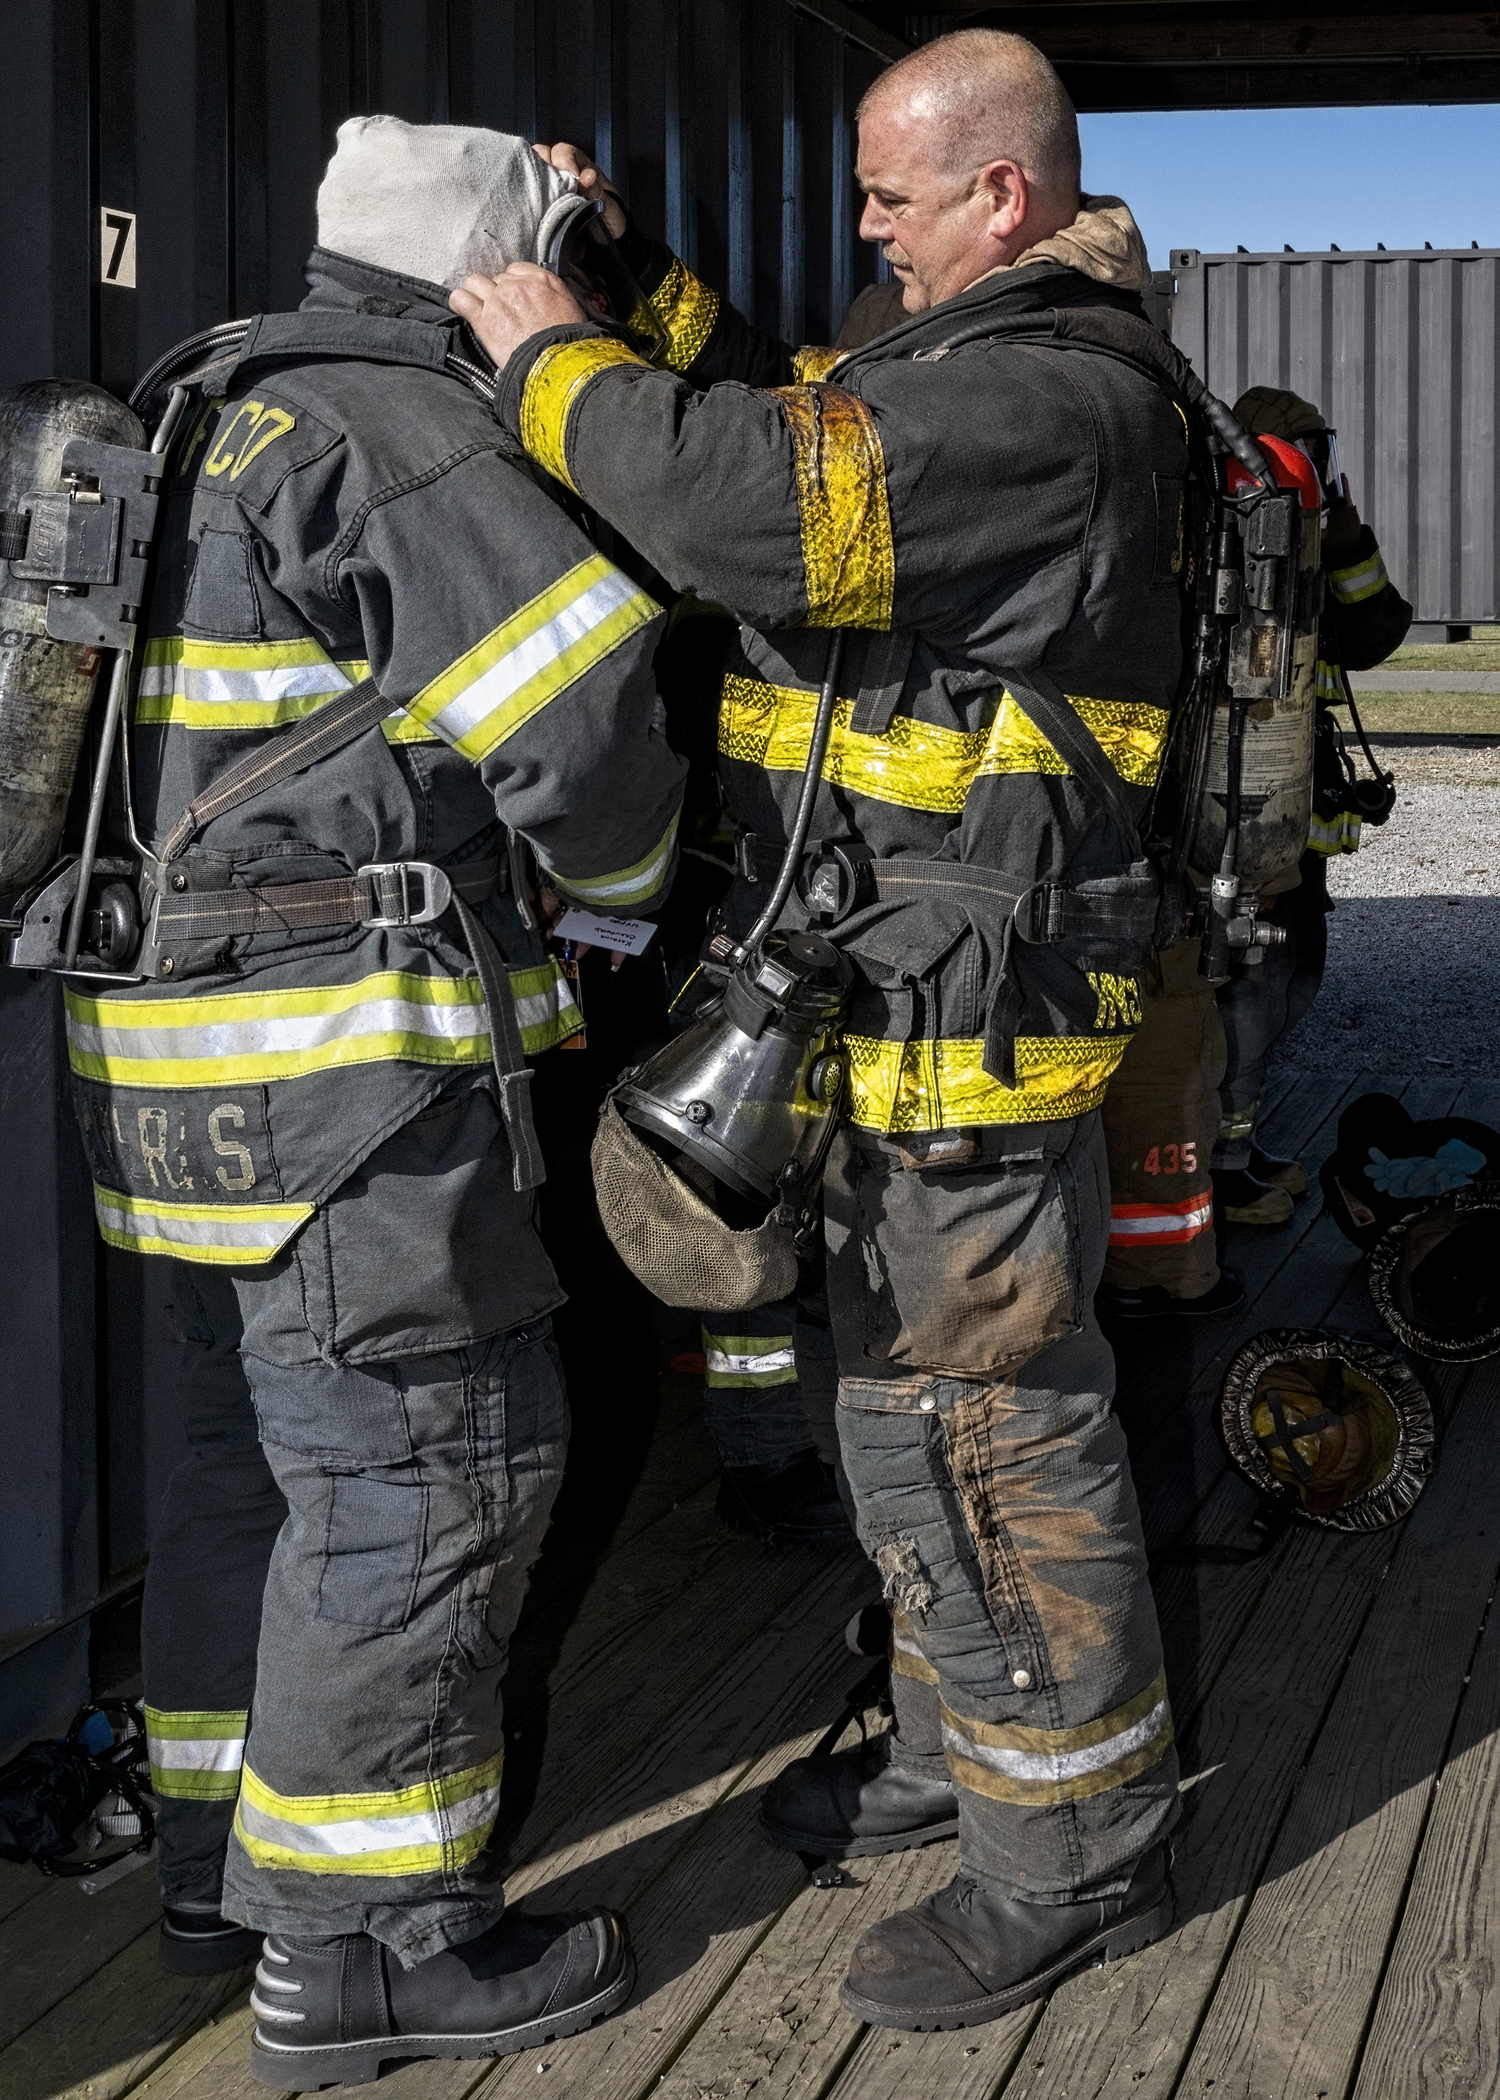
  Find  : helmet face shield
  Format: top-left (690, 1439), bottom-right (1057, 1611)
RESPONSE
top-left (1295, 427), bottom-right (1342, 505)
top-left (1219, 1328), bottom-right (1434, 1531)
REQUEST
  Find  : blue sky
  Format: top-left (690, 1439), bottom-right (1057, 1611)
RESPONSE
top-left (1077, 105), bottom-right (1500, 266)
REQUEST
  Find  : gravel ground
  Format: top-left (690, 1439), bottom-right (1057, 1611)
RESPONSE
top-left (1270, 737), bottom-right (1500, 1076)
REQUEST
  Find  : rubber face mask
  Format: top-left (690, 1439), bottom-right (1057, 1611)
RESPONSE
top-left (549, 203), bottom-right (670, 365)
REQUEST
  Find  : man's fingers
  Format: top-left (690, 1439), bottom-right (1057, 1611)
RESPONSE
top-left (449, 285), bottom-right (482, 320)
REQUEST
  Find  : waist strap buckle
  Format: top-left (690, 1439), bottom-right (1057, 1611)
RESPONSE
top-left (358, 862), bottom-right (454, 927)
top-left (1013, 882), bottom-right (1063, 945)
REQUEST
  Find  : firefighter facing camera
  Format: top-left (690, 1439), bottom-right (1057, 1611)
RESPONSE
top-left (2, 115), bottom-right (689, 2084)
top-left (456, 29), bottom-right (1188, 2028)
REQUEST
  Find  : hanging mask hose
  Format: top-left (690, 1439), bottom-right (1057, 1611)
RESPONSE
top-left (593, 634), bottom-right (852, 1312)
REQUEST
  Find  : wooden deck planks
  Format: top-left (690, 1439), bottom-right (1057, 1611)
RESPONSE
top-left (1, 1063), bottom-right (1494, 2100)
top-left (0, 1861), bottom-right (164, 2052)
top-left (1173, 1359), bottom-right (1500, 2100)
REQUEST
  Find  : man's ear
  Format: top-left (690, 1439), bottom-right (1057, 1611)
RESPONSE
top-left (980, 158), bottom-right (1029, 240)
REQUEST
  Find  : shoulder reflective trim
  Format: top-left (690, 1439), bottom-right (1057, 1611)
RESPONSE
top-left (1308, 807), bottom-right (1362, 855)
top-left (844, 1031), bottom-right (1134, 1135)
top-left (648, 257), bottom-right (721, 370)
top-left (1327, 550), bottom-right (1389, 604)
top-left (543, 810), bottom-right (679, 911)
top-left (233, 1751), bottom-right (502, 1877)
top-left (702, 1332), bottom-right (797, 1387)
top-left (771, 384), bottom-right (895, 629)
top-left (719, 676), bottom-right (1167, 815)
top-left (1108, 1193), bottom-right (1213, 1246)
top-left (508, 959), bottom-right (584, 1055)
top-left (519, 337), bottom-right (647, 493)
top-left (64, 971), bottom-right (492, 1088)
top-left (137, 637), bottom-right (373, 731)
top-left (145, 1706), bottom-right (248, 1800)
top-left (406, 553), bottom-right (659, 762)
top-left (890, 1607), bottom-right (939, 1687)
top-left (94, 1185), bottom-right (311, 1265)
top-left (792, 346), bottom-right (844, 383)
top-left (941, 1668), bottom-right (1173, 1806)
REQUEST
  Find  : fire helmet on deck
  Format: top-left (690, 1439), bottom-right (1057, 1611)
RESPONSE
top-left (1368, 1186), bottom-right (1500, 1363)
top-left (1218, 1327), bottom-right (1434, 1531)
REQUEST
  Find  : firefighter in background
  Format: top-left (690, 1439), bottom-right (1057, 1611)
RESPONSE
top-left (1212, 387), bottom-right (1411, 1223)
top-left (78, 119), bottom-right (684, 2083)
top-left (458, 28), bottom-right (1182, 2030)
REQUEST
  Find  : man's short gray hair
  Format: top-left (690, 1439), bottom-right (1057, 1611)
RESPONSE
top-left (858, 29), bottom-right (1082, 202)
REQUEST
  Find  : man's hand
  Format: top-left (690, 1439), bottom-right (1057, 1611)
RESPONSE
top-left (449, 263), bottom-right (588, 370)
top-left (532, 142), bottom-right (627, 238)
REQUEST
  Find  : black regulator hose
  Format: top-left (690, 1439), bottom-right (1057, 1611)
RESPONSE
top-left (736, 629), bottom-right (847, 962)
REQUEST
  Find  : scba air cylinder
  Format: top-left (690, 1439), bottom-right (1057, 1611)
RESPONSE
top-left (0, 381), bottom-right (146, 894)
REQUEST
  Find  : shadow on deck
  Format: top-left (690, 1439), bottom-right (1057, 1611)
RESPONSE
top-left (2, 1066), bottom-right (1496, 2100)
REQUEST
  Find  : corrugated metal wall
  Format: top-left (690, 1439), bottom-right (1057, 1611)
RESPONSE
top-left (0, 0), bottom-right (893, 1747)
top-left (1170, 246), bottom-right (1500, 626)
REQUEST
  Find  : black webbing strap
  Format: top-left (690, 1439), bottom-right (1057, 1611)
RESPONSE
top-left (155, 860), bottom-right (500, 941)
top-left (157, 677), bottom-right (394, 864)
top-left (1256, 1389), bottom-right (1343, 1486)
top-left (998, 666), bottom-right (1143, 853)
top-left (452, 894), bottom-right (545, 1194)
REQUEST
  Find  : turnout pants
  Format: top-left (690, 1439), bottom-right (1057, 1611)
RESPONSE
top-left (700, 1262), bottom-right (839, 1474)
top-left (823, 1113), bottom-right (1178, 1899)
top-left (140, 1083), bottom-right (567, 1967)
top-left (1101, 938), bottom-right (1226, 1298)
top-left (1214, 856), bottom-right (1331, 1169)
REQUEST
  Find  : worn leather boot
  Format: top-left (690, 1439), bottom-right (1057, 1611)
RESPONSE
top-left (1097, 1269), bottom-right (1245, 1323)
top-left (1250, 1144), bottom-right (1310, 1195)
top-left (840, 1842), bottom-right (1173, 2029)
top-left (248, 1908), bottom-right (633, 2087)
top-left (1214, 1168), bottom-right (1295, 1225)
top-left (760, 1728), bottom-right (959, 1859)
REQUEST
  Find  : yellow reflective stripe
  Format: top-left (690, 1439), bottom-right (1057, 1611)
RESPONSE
top-left (844, 1032), bottom-right (1133, 1134)
top-left (1315, 657), bottom-right (1345, 705)
top-left (1308, 807), bottom-right (1362, 855)
top-left (890, 1607), bottom-right (939, 1687)
top-left (508, 959), bottom-right (583, 1055)
top-left (544, 812), bottom-right (678, 910)
top-left (702, 1332), bottom-right (798, 1388)
top-left (941, 1669), bottom-right (1173, 1807)
top-left (64, 971), bottom-right (492, 1088)
top-left (520, 337), bottom-right (647, 493)
top-left (406, 553), bottom-right (659, 762)
top-left (1327, 550), bottom-right (1389, 604)
top-left (719, 676), bottom-right (1167, 814)
top-left (792, 346), bottom-right (844, 383)
top-left (145, 1707), bottom-right (247, 1800)
top-left (233, 1753), bottom-right (502, 1877)
top-left (381, 712), bottom-right (441, 745)
top-left (647, 257), bottom-right (721, 370)
top-left (94, 1186), bottom-right (311, 1265)
top-left (137, 639), bottom-right (372, 730)
top-left (772, 384), bottom-right (895, 629)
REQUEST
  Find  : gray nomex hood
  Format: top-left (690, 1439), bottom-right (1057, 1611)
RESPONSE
top-left (315, 115), bottom-right (593, 291)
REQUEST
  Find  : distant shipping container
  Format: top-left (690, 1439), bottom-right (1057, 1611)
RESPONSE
top-left (1169, 246), bottom-right (1500, 626)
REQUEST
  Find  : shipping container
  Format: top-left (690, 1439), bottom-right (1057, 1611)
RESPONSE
top-left (1170, 245), bottom-right (1500, 627)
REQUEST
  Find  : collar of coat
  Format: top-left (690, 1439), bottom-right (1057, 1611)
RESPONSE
top-left (207, 247), bottom-right (484, 393)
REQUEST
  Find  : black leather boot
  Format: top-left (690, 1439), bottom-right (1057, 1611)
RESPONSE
top-left (1249, 1143), bottom-right (1309, 1195)
top-left (248, 1907), bottom-right (633, 2088)
top-left (1097, 1269), bottom-right (1245, 1323)
top-left (716, 1453), bottom-right (852, 1546)
top-left (840, 1842), bottom-right (1173, 2029)
top-left (759, 1728), bottom-right (958, 1859)
top-left (159, 1903), bottom-right (263, 1976)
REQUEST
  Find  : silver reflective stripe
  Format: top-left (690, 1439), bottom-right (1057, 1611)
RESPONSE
top-left (94, 1186), bottom-right (311, 1264)
top-left (705, 1346), bottom-right (796, 1377)
top-left (150, 1735), bottom-right (245, 1773)
top-left (424, 569), bottom-right (645, 749)
top-left (942, 1698), bottom-right (1170, 1786)
top-left (236, 1780), bottom-right (500, 1860)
